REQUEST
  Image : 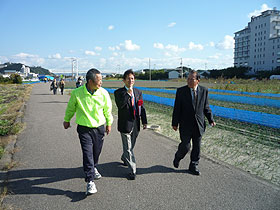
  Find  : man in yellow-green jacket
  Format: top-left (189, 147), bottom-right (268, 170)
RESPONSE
top-left (63, 68), bottom-right (113, 195)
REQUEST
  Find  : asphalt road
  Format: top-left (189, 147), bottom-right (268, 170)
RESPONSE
top-left (1, 83), bottom-right (279, 210)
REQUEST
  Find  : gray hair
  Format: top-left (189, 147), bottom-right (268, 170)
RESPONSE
top-left (86, 68), bottom-right (101, 83)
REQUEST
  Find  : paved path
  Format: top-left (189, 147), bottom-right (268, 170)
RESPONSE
top-left (1, 83), bottom-right (279, 210)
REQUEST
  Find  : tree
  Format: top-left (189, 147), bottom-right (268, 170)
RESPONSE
top-left (9, 74), bottom-right (22, 84)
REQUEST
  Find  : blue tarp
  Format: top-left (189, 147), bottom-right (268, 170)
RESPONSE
top-left (105, 88), bottom-right (280, 129)
top-left (134, 87), bottom-right (280, 108)
top-left (38, 75), bottom-right (54, 80)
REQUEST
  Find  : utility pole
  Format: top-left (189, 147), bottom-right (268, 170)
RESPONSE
top-left (180, 58), bottom-right (183, 78)
top-left (71, 58), bottom-right (78, 81)
top-left (149, 58), bottom-right (151, 81)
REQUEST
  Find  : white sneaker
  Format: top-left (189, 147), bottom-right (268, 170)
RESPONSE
top-left (86, 181), bottom-right (97, 195)
top-left (94, 168), bottom-right (102, 179)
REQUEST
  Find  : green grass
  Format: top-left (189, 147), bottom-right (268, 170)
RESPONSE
top-left (0, 84), bottom-right (32, 159)
top-left (109, 93), bottom-right (280, 185)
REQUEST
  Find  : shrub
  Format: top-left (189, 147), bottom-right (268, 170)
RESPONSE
top-left (9, 74), bottom-right (22, 84)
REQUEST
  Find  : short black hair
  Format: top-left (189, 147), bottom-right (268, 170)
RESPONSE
top-left (86, 68), bottom-right (101, 83)
top-left (123, 69), bottom-right (135, 80)
top-left (189, 70), bottom-right (200, 80)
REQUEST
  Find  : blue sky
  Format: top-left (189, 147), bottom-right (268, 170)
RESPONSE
top-left (0, 0), bottom-right (279, 73)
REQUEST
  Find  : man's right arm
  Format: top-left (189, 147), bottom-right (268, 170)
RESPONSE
top-left (63, 91), bottom-right (77, 129)
top-left (172, 90), bottom-right (181, 131)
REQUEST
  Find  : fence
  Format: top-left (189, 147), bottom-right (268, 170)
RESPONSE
top-left (105, 88), bottom-right (280, 129)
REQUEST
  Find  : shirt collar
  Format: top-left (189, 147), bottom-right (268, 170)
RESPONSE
top-left (124, 86), bottom-right (134, 95)
top-left (85, 83), bottom-right (98, 95)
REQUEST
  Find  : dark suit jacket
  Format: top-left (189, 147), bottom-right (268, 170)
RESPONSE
top-left (114, 87), bottom-right (148, 133)
top-left (172, 85), bottom-right (214, 136)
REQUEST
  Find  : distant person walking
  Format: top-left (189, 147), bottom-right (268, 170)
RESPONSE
top-left (59, 79), bottom-right (65, 95)
top-left (63, 68), bottom-right (113, 195)
top-left (76, 77), bottom-right (83, 88)
top-left (50, 78), bottom-right (58, 95)
top-left (114, 69), bottom-right (147, 180)
top-left (172, 70), bottom-right (216, 175)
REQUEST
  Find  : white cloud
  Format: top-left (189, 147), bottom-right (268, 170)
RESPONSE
top-left (165, 44), bottom-right (186, 53)
top-left (95, 46), bottom-right (102, 51)
top-left (209, 42), bottom-right (215, 47)
top-left (15, 53), bottom-right (37, 58)
top-left (110, 40), bottom-right (140, 52)
top-left (11, 53), bottom-right (45, 66)
top-left (216, 35), bottom-right (234, 50)
top-left (85, 50), bottom-right (99, 56)
top-left (108, 25), bottom-right (114, 30)
top-left (248, 4), bottom-right (272, 18)
top-left (188, 42), bottom-right (204, 50)
top-left (168, 22), bottom-right (176, 27)
top-left (153, 43), bottom-right (164, 49)
top-left (112, 52), bottom-right (119, 56)
top-left (164, 52), bottom-right (172, 57)
top-left (208, 53), bottom-right (222, 59)
top-left (48, 53), bottom-right (62, 59)
top-left (122, 40), bottom-right (140, 51)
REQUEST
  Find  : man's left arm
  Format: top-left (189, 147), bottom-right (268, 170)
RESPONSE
top-left (103, 90), bottom-right (113, 134)
top-left (138, 91), bottom-right (148, 129)
top-left (203, 88), bottom-right (216, 127)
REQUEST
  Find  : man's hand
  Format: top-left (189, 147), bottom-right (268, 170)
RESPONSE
top-left (172, 126), bottom-right (178, 131)
top-left (106, 125), bottom-right (111, 135)
top-left (143, 124), bottom-right (147, 129)
top-left (63, 121), bottom-right (70, 129)
top-left (210, 122), bottom-right (216, 127)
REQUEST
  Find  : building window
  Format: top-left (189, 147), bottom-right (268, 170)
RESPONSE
top-left (273, 52), bottom-right (274, 56)
top-left (263, 61), bottom-right (265, 64)
top-left (272, 60), bottom-right (274, 63)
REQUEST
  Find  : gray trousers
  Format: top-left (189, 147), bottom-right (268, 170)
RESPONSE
top-left (120, 120), bottom-right (139, 174)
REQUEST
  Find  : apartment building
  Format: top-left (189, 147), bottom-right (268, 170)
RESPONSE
top-left (234, 8), bottom-right (280, 73)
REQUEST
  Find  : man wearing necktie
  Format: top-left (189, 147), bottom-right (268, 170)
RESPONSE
top-left (172, 70), bottom-right (216, 175)
top-left (114, 69), bottom-right (148, 180)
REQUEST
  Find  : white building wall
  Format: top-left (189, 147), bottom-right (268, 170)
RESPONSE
top-left (234, 8), bottom-right (280, 73)
top-left (168, 71), bottom-right (179, 79)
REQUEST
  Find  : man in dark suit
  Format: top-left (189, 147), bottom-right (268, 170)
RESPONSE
top-left (172, 70), bottom-right (216, 175)
top-left (114, 69), bottom-right (148, 180)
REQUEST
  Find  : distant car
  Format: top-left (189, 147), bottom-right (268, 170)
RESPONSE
top-left (269, 75), bottom-right (280, 80)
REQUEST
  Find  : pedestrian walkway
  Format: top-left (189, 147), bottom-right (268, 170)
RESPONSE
top-left (1, 83), bottom-right (279, 210)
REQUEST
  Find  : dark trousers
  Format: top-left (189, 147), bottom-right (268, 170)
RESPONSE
top-left (175, 124), bottom-right (202, 167)
top-left (53, 88), bottom-right (57, 95)
top-left (61, 87), bottom-right (64, 95)
top-left (77, 125), bottom-right (105, 182)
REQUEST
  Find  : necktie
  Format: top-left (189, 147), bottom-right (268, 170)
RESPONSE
top-left (193, 89), bottom-right (197, 109)
top-left (131, 94), bottom-right (136, 117)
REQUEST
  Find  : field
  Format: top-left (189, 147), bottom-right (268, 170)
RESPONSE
top-left (100, 79), bottom-right (280, 186)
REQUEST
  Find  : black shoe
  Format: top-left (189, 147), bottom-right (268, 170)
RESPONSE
top-left (173, 158), bottom-right (179, 168)
top-left (121, 158), bottom-right (128, 166)
top-left (189, 167), bottom-right (200, 175)
top-left (128, 173), bottom-right (136, 180)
